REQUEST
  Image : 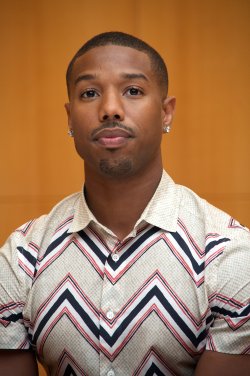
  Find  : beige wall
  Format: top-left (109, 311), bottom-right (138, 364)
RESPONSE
top-left (0, 1), bottom-right (249, 372)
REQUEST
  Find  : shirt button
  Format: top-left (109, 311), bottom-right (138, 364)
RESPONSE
top-left (107, 310), bottom-right (114, 320)
top-left (107, 370), bottom-right (115, 376)
top-left (112, 253), bottom-right (119, 262)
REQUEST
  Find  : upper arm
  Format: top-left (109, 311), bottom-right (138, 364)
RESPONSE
top-left (205, 231), bottom-right (250, 355)
top-left (195, 350), bottom-right (250, 376)
top-left (0, 232), bottom-right (31, 350)
top-left (0, 350), bottom-right (38, 376)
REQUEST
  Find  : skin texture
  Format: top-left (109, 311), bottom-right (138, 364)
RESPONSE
top-left (0, 350), bottom-right (38, 375)
top-left (194, 350), bottom-right (250, 376)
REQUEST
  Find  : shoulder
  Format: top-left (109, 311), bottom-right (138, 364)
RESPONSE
top-left (1, 192), bottom-right (82, 267)
top-left (14, 192), bottom-right (82, 242)
top-left (177, 183), bottom-right (249, 240)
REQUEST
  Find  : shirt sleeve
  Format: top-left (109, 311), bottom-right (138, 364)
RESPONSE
top-left (0, 222), bottom-right (35, 350)
top-left (206, 228), bottom-right (250, 354)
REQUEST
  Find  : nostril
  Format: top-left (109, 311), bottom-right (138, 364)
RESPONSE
top-left (114, 114), bottom-right (120, 119)
top-left (103, 114), bottom-right (109, 120)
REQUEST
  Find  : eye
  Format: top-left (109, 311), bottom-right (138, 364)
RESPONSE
top-left (125, 87), bottom-right (143, 96)
top-left (80, 89), bottom-right (99, 99)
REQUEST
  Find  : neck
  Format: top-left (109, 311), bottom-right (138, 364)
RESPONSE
top-left (84, 164), bottom-right (163, 240)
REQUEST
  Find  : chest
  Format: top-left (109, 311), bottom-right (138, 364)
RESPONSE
top-left (24, 228), bottom-right (211, 375)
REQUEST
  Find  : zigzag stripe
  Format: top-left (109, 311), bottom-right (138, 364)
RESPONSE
top-left (35, 235), bottom-right (75, 279)
top-left (99, 286), bottom-right (207, 359)
top-left (170, 232), bottom-right (229, 272)
top-left (44, 230), bottom-right (72, 258)
top-left (177, 219), bottom-right (204, 257)
top-left (145, 364), bottom-right (168, 376)
top-left (29, 274), bottom-right (210, 359)
top-left (134, 349), bottom-right (177, 375)
top-left (54, 215), bottom-right (74, 234)
top-left (0, 319), bottom-right (10, 328)
top-left (164, 233), bottom-right (229, 286)
top-left (103, 227), bottom-right (228, 285)
top-left (23, 220), bottom-right (231, 289)
top-left (105, 272), bottom-right (209, 331)
top-left (104, 232), bottom-right (167, 283)
top-left (35, 226), bottom-right (163, 281)
top-left (17, 246), bottom-right (37, 278)
top-left (31, 276), bottom-right (100, 354)
top-left (87, 225), bottom-right (114, 252)
top-left (106, 226), bottom-right (162, 272)
top-left (209, 292), bottom-right (248, 310)
top-left (211, 308), bottom-right (249, 330)
top-left (0, 301), bottom-right (25, 324)
top-left (34, 296), bottom-right (100, 355)
top-left (56, 350), bottom-right (87, 376)
top-left (208, 293), bottom-right (250, 330)
top-left (73, 237), bottom-right (105, 278)
top-left (78, 229), bottom-right (108, 264)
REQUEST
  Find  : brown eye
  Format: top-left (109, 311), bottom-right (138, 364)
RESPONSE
top-left (81, 89), bottom-right (98, 98)
top-left (128, 88), bottom-right (140, 95)
top-left (125, 87), bottom-right (143, 96)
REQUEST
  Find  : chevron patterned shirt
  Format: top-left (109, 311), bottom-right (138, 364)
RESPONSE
top-left (0, 171), bottom-right (249, 376)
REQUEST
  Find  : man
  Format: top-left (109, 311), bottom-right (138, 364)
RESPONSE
top-left (0, 32), bottom-right (249, 376)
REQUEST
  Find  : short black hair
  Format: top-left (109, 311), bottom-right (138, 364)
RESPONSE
top-left (66, 31), bottom-right (168, 97)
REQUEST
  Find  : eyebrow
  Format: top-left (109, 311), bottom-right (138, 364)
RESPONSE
top-left (120, 73), bottom-right (149, 82)
top-left (74, 72), bottom-right (149, 86)
top-left (74, 74), bottom-right (96, 86)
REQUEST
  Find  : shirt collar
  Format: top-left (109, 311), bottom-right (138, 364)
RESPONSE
top-left (68, 190), bottom-right (96, 233)
top-left (69, 170), bottom-right (180, 234)
top-left (134, 170), bottom-right (180, 232)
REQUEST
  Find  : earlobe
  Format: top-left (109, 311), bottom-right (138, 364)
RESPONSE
top-left (162, 96), bottom-right (176, 126)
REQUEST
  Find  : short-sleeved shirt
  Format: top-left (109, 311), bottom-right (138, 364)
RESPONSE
top-left (0, 171), bottom-right (249, 376)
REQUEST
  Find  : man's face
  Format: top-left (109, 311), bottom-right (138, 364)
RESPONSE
top-left (65, 45), bottom-right (175, 179)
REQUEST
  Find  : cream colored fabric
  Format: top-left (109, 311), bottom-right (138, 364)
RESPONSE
top-left (0, 171), bottom-right (249, 375)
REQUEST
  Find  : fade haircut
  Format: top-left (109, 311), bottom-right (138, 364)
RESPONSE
top-left (66, 31), bottom-right (168, 97)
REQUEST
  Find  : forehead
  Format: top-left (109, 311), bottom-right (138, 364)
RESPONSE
top-left (70, 45), bottom-right (154, 82)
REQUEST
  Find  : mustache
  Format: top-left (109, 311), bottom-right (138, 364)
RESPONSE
top-left (91, 121), bottom-right (135, 139)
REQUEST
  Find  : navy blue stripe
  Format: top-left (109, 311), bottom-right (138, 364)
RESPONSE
top-left (3, 312), bottom-right (23, 322)
top-left (78, 230), bottom-right (107, 264)
top-left (170, 232), bottom-right (205, 274)
top-left (44, 230), bottom-right (71, 258)
top-left (145, 363), bottom-right (166, 376)
top-left (211, 304), bottom-right (250, 318)
top-left (108, 226), bottom-right (161, 270)
top-left (100, 285), bottom-right (207, 348)
top-left (205, 238), bottom-right (230, 254)
top-left (64, 365), bottom-right (77, 376)
top-left (17, 246), bottom-right (36, 267)
top-left (33, 289), bottom-right (100, 344)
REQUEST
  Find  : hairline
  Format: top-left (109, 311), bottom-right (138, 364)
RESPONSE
top-left (66, 37), bottom-right (168, 98)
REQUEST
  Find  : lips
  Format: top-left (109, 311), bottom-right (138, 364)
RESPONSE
top-left (93, 128), bottom-right (133, 148)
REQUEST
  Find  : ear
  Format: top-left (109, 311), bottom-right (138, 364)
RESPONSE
top-left (162, 96), bottom-right (176, 126)
top-left (64, 102), bottom-right (72, 128)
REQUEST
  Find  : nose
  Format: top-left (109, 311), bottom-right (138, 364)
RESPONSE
top-left (99, 91), bottom-right (125, 122)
